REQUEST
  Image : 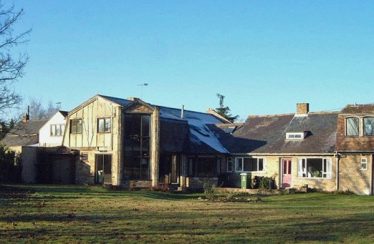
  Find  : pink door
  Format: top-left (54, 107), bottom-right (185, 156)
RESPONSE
top-left (282, 159), bottom-right (292, 188)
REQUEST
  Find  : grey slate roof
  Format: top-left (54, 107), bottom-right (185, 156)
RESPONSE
top-left (211, 112), bottom-right (338, 154)
top-left (0, 120), bottom-right (47, 147)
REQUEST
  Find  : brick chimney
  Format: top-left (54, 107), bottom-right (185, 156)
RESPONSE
top-left (296, 103), bottom-right (309, 116)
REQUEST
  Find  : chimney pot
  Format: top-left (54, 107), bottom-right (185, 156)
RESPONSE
top-left (296, 103), bottom-right (309, 115)
top-left (181, 105), bottom-right (185, 119)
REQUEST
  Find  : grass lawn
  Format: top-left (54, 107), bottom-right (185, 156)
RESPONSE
top-left (0, 185), bottom-right (373, 243)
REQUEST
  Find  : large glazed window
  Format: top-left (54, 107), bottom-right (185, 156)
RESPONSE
top-left (346, 117), bottom-right (359, 136)
top-left (123, 114), bottom-right (151, 180)
top-left (364, 117), bottom-right (374, 136)
top-left (298, 158), bottom-right (331, 179)
top-left (235, 157), bottom-right (264, 172)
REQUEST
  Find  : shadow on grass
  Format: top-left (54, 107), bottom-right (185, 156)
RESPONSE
top-left (0, 184), bottom-right (200, 201)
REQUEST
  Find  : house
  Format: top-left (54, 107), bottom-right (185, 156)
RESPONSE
top-left (62, 94), bottom-right (230, 188)
top-left (0, 115), bottom-right (48, 153)
top-left (39, 110), bottom-right (68, 147)
top-left (336, 104), bottom-right (374, 195)
top-left (212, 103), bottom-right (374, 195)
top-left (213, 103), bottom-right (339, 192)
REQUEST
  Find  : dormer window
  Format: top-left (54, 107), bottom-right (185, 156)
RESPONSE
top-left (286, 132), bottom-right (305, 140)
top-left (346, 117), bottom-right (359, 136)
top-left (364, 117), bottom-right (374, 136)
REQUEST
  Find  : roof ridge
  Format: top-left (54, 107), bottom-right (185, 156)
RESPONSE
top-left (97, 94), bottom-right (131, 102)
top-left (157, 105), bottom-right (214, 116)
top-left (247, 111), bottom-right (339, 118)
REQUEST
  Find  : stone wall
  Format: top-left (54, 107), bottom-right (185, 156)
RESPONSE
top-left (339, 154), bottom-right (372, 195)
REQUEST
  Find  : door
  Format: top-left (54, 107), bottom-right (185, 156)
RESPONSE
top-left (282, 159), bottom-right (292, 188)
top-left (95, 154), bottom-right (112, 185)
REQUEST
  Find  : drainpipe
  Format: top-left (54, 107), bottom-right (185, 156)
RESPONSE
top-left (334, 151), bottom-right (340, 192)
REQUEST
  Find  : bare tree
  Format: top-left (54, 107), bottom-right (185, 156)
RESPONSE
top-left (0, 3), bottom-right (30, 113)
top-left (28, 99), bottom-right (59, 120)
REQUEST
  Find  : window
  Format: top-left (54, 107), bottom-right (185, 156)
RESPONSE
top-left (50, 124), bottom-right (65, 136)
top-left (360, 158), bottom-right (368, 170)
top-left (97, 118), bottom-right (111, 133)
top-left (235, 158), bottom-right (243, 172)
top-left (227, 157), bottom-right (234, 172)
top-left (123, 114), bottom-right (151, 180)
top-left (364, 117), bottom-right (374, 136)
top-left (286, 132), bottom-right (304, 140)
top-left (298, 158), bottom-right (332, 179)
top-left (235, 157), bottom-right (264, 172)
top-left (70, 119), bottom-right (82, 134)
top-left (346, 117), bottom-right (359, 136)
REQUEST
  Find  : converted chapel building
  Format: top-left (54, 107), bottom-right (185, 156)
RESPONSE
top-left (62, 94), bottom-right (231, 189)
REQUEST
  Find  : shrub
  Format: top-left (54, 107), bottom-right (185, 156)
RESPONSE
top-left (203, 180), bottom-right (216, 201)
top-left (253, 176), bottom-right (276, 190)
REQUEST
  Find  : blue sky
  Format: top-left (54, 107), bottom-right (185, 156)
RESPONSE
top-left (7, 0), bottom-right (374, 120)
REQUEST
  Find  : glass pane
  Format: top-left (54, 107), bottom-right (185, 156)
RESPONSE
top-left (51, 125), bottom-right (55, 136)
top-left (364, 117), bottom-right (374, 136)
top-left (283, 161), bottom-right (287, 174)
top-left (306, 159), bottom-right (323, 178)
top-left (105, 118), bottom-right (111, 132)
top-left (346, 118), bottom-right (359, 136)
top-left (235, 158), bottom-right (243, 171)
top-left (244, 158), bottom-right (257, 171)
top-left (77, 120), bottom-right (82, 133)
top-left (258, 159), bottom-right (263, 171)
top-left (288, 161), bottom-right (291, 174)
top-left (98, 119), bottom-right (105, 132)
top-left (56, 125), bottom-right (61, 136)
top-left (141, 115), bottom-right (150, 137)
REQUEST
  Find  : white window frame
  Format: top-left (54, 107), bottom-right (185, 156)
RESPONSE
top-left (50, 124), bottom-right (65, 137)
top-left (346, 117), bottom-right (360, 137)
top-left (360, 158), bottom-right (368, 171)
top-left (227, 157), bottom-right (234, 172)
top-left (234, 157), bottom-right (265, 172)
top-left (286, 132), bottom-right (305, 140)
top-left (363, 117), bottom-right (374, 136)
top-left (298, 158), bottom-right (332, 179)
